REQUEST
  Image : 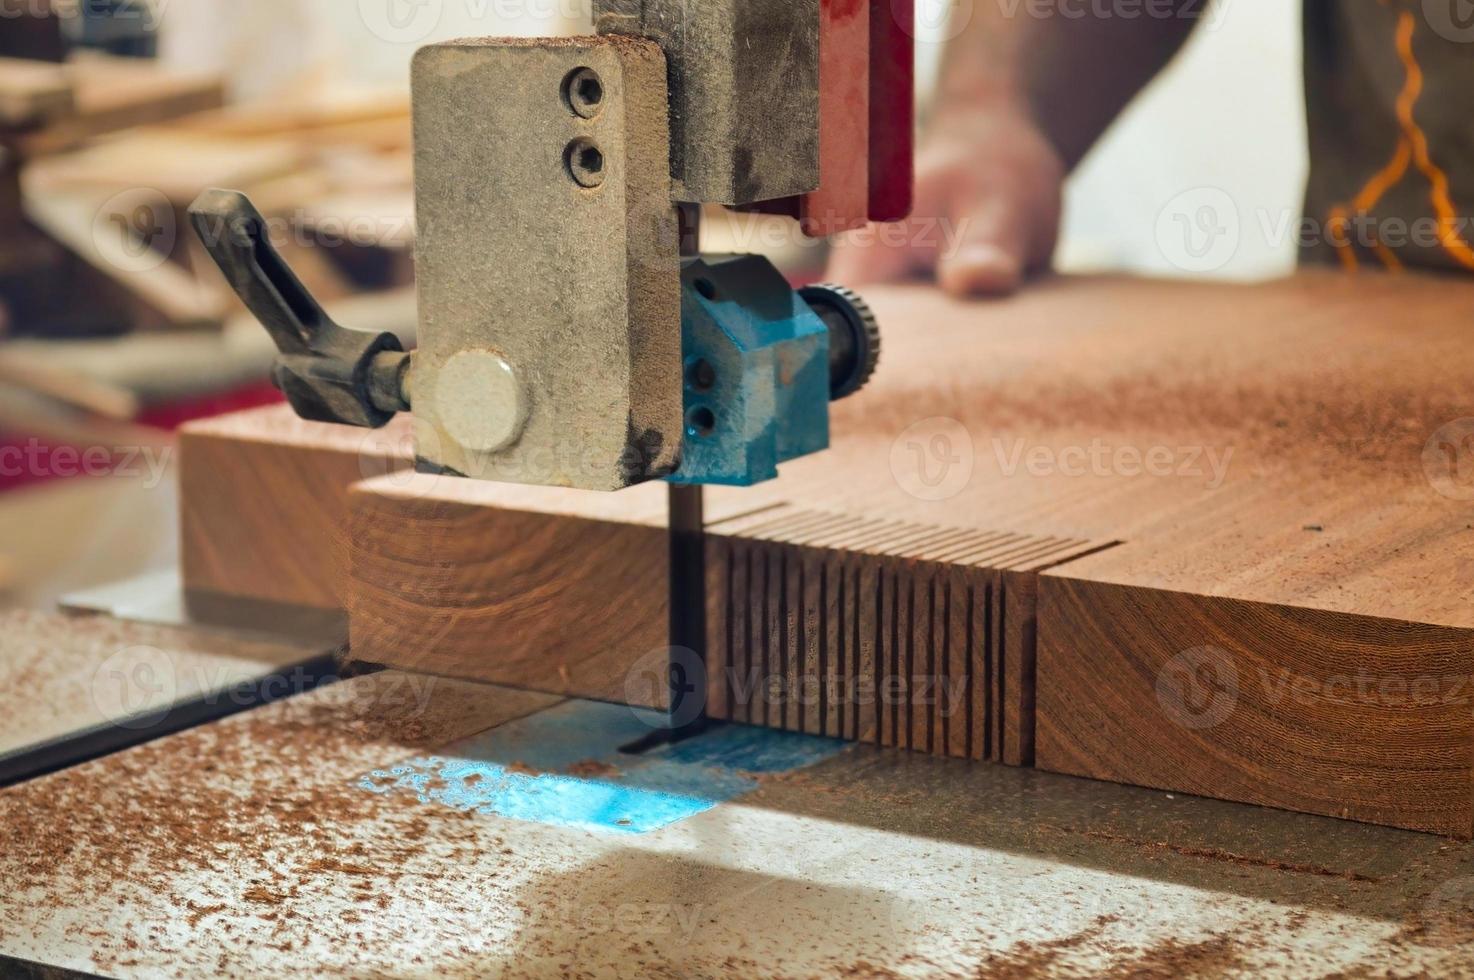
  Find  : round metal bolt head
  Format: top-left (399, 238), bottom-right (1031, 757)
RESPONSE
top-left (563, 67), bottom-right (604, 119)
top-left (565, 138), bottom-right (606, 189)
top-left (435, 349), bottom-right (529, 454)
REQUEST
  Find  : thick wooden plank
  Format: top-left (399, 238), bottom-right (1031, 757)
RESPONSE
top-left (717, 272), bottom-right (1473, 834)
top-left (179, 405), bottom-right (412, 611)
top-left (1039, 581), bottom-right (1474, 837)
top-left (180, 271), bottom-right (1474, 834)
top-left (347, 473), bottom-right (673, 708)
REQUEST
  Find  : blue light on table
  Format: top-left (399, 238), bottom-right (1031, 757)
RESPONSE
top-left (356, 700), bottom-right (847, 834)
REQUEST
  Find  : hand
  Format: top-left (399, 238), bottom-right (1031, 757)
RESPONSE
top-left (827, 105), bottom-right (1065, 297)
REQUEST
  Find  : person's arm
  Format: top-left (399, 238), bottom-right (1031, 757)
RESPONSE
top-left (830, 2), bottom-right (1204, 296)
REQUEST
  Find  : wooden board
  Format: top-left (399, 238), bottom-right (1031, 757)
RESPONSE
top-left (347, 473), bottom-right (674, 708)
top-left (0, 58), bottom-right (72, 128)
top-left (10, 55), bottom-right (223, 159)
top-left (344, 475), bottom-right (1110, 745)
top-left (751, 272), bottom-right (1472, 834)
top-left (179, 406), bottom-right (413, 611)
top-left (183, 270), bottom-right (1474, 834)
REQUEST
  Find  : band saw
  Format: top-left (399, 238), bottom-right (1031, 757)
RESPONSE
top-left (186, 0), bottom-right (914, 727)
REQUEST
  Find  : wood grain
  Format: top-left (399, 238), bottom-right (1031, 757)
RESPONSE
top-left (748, 271), bottom-right (1471, 833)
top-left (346, 473), bottom-right (673, 708)
top-left (179, 405), bottom-right (412, 611)
top-left (1038, 581), bottom-right (1474, 836)
top-left (703, 505), bottom-right (1109, 763)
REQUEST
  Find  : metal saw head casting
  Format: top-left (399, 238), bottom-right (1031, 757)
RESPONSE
top-left (189, 4), bottom-right (912, 491)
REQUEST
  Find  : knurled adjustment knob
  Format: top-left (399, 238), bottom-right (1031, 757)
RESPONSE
top-left (799, 283), bottom-right (882, 401)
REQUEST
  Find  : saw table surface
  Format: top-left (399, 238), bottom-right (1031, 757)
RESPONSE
top-left (0, 607), bottom-right (335, 787)
top-left (3, 663), bottom-right (1473, 978)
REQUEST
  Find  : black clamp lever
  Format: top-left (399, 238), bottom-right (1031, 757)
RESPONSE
top-left (188, 189), bottom-right (410, 429)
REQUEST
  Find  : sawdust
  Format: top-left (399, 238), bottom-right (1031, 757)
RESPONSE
top-left (838, 271), bottom-right (1474, 487)
top-left (0, 673), bottom-right (529, 976)
top-left (183, 902), bottom-right (225, 928)
top-left (833, 961), bottom-right (906, 978)
top-left (0, 608), bottom-right (312, 757)
top-left (302, 858), bottom-right (376, 877)
top-left (1062, 825), bottom-right (1380, 883)
top-left (4, 654), bottom-right (1471, 976)
top-left (1100, 934), bottom-right (1248, 978)
top-left (971, 915), bottom-right (1119, 978)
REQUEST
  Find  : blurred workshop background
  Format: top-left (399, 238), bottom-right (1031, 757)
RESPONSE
top-left (0, 0), bottom-right (1303, 609)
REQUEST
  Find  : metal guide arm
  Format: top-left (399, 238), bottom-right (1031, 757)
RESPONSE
top-left (188, 189), bottom-right (410, 429)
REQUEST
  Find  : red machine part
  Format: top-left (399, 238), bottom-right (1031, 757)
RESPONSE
top-left (867, 0), bottom-right (915, 223)
top-left (734, 0), bottom-right (913, 236)
top-left (795, 0), bottom-right (873, 236)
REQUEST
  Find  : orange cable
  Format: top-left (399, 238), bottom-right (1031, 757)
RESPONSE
top-left (1325, 7), bottom-right (1474, 274)
top-left (1392, 10), bottom-right (1474, 270)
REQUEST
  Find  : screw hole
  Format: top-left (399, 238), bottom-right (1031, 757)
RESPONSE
top-left (685, 358), bottom-right (717, 392)
top-left (686, 406), bottom-right (716, 437)
top-left (562, 67), bottom-right (605, 119)
top-left (693, 278), bottom-right (717, 301)
top-left (564, 138), bottom-right (605, 188)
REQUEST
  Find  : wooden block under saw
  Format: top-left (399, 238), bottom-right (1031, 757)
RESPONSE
top-left (180, 405), bottom-right (413, 611)
top-left (347, 473), bottom-right (676, 709)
